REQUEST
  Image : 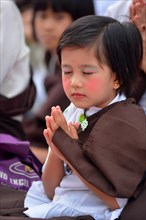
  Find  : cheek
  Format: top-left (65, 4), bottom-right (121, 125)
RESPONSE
top-left (35, 17), bottom-right (41, 29)
top-left (58, 26), bottom-right (68, 35)
top-left (86, 78), bottom-right (103, 92)
top-left (62, 78), bottom-right (70, 93)
top-left (58, 19), bottom-right (72, 32)
top-left (34, 19), bottom-right (43, 39)
top-left (57, 23), bottom-right (71, 39)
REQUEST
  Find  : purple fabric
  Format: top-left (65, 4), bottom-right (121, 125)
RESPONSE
top-left (0, 133), bottom-right (29, 157)
top-left (0, 134), bottom-right (41, 191)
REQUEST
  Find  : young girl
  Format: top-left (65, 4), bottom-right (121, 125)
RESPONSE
top-left (24, 15), bottom-right (146, 220)
top-left (22, 0), bottom-right (95, 149)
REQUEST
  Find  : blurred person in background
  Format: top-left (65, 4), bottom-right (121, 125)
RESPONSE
top-left (105, 0), bottom-right (146, 113)
top-left (15, 0), bottom-right (46, 115)
top-left (0, 0), bottom-right (42, 217)
top-left (0, 0), bottom-right (34, 140)
top-left (93, 0), bottom-right (118, 15)
top-left (22, 0), bottom-right (95, 149)
top-left (15, 0), bottom-right (34, 45)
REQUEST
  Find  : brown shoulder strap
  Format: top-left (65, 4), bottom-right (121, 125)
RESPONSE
top-left (0, 71), bottom-right (36, 117)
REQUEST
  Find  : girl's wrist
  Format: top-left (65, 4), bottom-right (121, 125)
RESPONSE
top-left (49, 150), bottom-right (63, 163)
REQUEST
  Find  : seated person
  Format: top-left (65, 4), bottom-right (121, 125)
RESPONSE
top-left (0, 0), bottom-right (42, 217)
top-left (24, 15), bottom-right (146, 220)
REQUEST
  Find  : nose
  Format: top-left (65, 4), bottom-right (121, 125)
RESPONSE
top-left (43, 18), bottom-right (54, 30)
top-left (70, 74), bottom-right (83, 88)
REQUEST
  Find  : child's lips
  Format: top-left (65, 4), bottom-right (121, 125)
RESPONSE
top-left (41, 35), bottom-right (56, 43)
top-left (72, 93), bottom-right (85, 98)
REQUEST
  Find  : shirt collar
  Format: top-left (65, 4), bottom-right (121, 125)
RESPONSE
top-left (86, 93), bottom-right (126, 117)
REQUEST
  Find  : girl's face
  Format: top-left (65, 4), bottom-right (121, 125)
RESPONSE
top-left (61, 47), bottom-right (120, 109)
top-left (34, 8), bottom-right (73, 52)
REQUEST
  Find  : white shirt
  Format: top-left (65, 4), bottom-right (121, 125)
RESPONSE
top-left (0, 0), bottom-right (30, 98)
top-left (93, 0), bottom-right (119, 16)
top-left (104, 0), bottom-right (131, 22)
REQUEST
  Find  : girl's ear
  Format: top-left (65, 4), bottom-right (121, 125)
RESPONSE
top-left (113, 74), bottom-right (120, 90)
top-left (113, 80), bottom-right (120, 90)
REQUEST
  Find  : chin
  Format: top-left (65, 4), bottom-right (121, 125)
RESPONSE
top-left (70, 98), bottom-right (89, 109)
top-left (72, 103), bottom-right (89, 109)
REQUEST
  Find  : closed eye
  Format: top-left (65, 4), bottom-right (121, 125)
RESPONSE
top-left (63, 71), bottom-right (72, 75)
top-left (83, 72), bottom-right (94, 75)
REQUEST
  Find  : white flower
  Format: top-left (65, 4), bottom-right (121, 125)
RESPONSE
top-left (81, 119), bottom-right (88, 131)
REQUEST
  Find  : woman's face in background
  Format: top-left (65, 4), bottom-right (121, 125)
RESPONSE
top-left (34, 8), bottom-right (73, 53)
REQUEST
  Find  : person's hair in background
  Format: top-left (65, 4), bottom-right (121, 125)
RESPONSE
top-left (32, 0), bottom-right (95, 26)
top-left (15, 0), bottom-right (35, 45)
top-left (32, 0), bottom-right (95, 68)
top-left (57, 15), bottom-right (142, 98)
top-left (22, 0), bottom-right (95, 150)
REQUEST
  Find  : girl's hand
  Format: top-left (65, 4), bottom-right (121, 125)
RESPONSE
top-left (43, 106), bottom-right (79, 157)
top-left (46, 106), bottom-right (79, 139)
top-left (44, 127), bottom-right (64, 160)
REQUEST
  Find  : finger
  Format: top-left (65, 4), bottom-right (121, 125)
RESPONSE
top-left (68, 123), bottom-right (78, 139)
top-left (133, 15), bottom-right (141, 28)
top-left (135, 2), bottom-right (142, 16)
top-left (51, 108), bottom-right (62, 127)
top-left (57, 108), bottom-right (68, 131)
top-left (56, 105), bottom-right (62, 110)
top-left (51, 106), bottom-right (65, 128)
top-left (49, 116), bottom-right (58, 133)
top-left (130, 4), bottom-right (135, 19)
top-left (74, 122), bottom-right (80, 130)
top-left (43, 128), bottom-right (52, 146)
top-left (45, 115), bottom-right (53, 129)
top-left (51, 106), bottom-right (56, 115)
top-left (133, 0), bottom-right (143, 4)
top-left (52, 107), bottom-right (69, 132)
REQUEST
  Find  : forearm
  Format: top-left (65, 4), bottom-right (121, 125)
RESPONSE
top-left (70, 163), bottom-right (119, 210)
top-left (42, 150), bottom-right (64, 199)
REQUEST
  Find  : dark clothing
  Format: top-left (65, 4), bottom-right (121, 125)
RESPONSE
top-left (0, 187), bottom-right (93, 220)
top-left (52, 99), bottom-right (146, 198)
top-left (0, 99), bottom-right (145, 220)
top-left (119, 181), bottom-right (146, 220)
top-left (0, 72), bottom-right (43, 216)
top-left (129, 70), bottom-right (146, 103)
top-left (0, 73), bottom-right (36, 118)
top-left (0, 116), bottom-right (26, 140)
top-left (0, 72), bottom-right (36, 141)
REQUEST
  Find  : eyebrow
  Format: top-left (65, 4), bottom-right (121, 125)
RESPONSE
top-left (61, 65), bottom-right (71, 68)
top-left (62, 64), bottom-right (98, 70)
top-left (81, 65), bottom-right (98, 70)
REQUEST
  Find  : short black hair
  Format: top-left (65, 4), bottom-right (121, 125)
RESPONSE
top-left (32, 0), bottom-right (94, 43)
top-left (57, 15), bottom-right (143, 96)
top-left (15, 0), bottom-right (33, 12)
top-left (32, 0), bottom-right (95, 21)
